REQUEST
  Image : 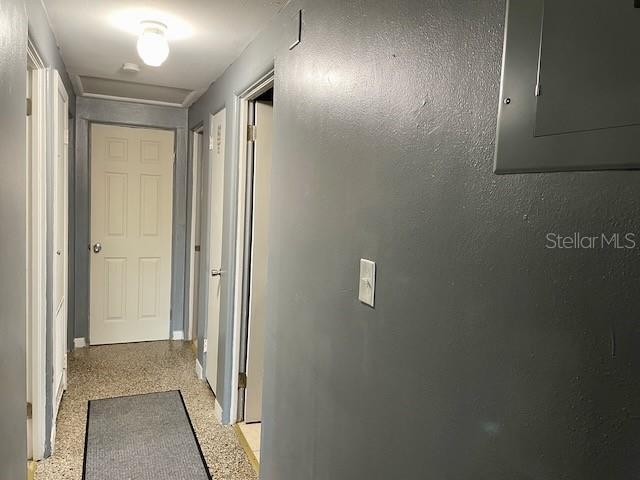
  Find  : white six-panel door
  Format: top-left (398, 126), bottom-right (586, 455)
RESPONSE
top-left (206, 109), bottom-right (226, 396)
top-left (90, 124), bottom-right (174, 345)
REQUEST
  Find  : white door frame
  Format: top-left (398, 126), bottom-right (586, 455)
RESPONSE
top-left (230, 69), bottom-right (274, 424)
top-left (26, 38), bottom-right (48, 461)
top-left (187, 125), bottom-right (204, 341)
top-left (51, 68), bottom-right (69, 452)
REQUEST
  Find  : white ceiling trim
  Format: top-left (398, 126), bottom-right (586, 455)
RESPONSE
top-left (73, 74), bottom-right (208, 108)
top-left (81, 92), bottom-right (183, 108)
top-left (70, 74), bottom-right (84, 95)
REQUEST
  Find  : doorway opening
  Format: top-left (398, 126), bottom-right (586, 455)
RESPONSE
top-left (88, 124), bottom-right (175, 345)
top-left (231, 70), bottom-right (274, 468)
top-left (26, 38), bottom-right (48, 462)
top-left (187, 126), bottom-right (205, 346)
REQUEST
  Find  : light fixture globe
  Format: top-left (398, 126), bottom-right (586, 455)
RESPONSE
top-left (137, 21), bottom-right (169, 67)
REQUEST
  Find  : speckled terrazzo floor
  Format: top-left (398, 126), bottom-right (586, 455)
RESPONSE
top-left (35, 341), bottom-right (257, 480)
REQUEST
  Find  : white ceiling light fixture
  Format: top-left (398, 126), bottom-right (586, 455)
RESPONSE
top-left (137, 21), bottom-right (169, 67)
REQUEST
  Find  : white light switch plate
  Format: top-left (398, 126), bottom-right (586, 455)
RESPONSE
top-left (359, 259), bottom-right (376, 307)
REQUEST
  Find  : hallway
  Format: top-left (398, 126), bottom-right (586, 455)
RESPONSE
top-left (2, 0), bottom-right (639, 479)
top-left (35, 342), bottom-right (256, 480)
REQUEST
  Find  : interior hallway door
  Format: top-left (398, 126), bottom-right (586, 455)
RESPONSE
top-left (206, 109), bottom-right (226, 396)
top-left (245, 100), bottom-right (273, 423)
top-left (90, 124), bottom-right (174, 344)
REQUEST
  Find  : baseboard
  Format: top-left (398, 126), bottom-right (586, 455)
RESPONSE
top-left (73, 337), bottom-right (86, 349)
top-left (27, 461), bottom-right (36, 480)
top-left (195, 358), bottom-right (203, 380)
top-left (214, 398), bottom-right (223, 423)
top-left (172, 330), bottom-right (184, 340)
top-left (233, 424), bottom-right (259, 474)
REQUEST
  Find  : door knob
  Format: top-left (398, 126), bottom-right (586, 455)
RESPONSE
top-left (93, 243), bottom-right (102, 254)
top-left (211, 268), bottom-right (223, 277)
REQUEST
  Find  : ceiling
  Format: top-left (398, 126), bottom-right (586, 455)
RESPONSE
top-left (43, 0), bottom-right (286, 107)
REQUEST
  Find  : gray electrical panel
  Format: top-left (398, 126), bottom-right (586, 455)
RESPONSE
top-left (494, 0), bottom-right (640, 173)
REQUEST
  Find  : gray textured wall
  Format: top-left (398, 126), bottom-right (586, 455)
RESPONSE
top-left (73, 97), bottom-right (188, 342)
top-left (0, 1), bottom-right (28, 477)
top-left (190, 0), bottom-right (640, 479)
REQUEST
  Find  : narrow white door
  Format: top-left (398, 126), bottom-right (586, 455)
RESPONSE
top-left (205, 109), bottom-right (226, 396)
top-left (245, 100), bottom-right (273, 423)
top-left (90, 124), bottom-right (174, 344)
top-left (52, 71), bottom-right (68, 428)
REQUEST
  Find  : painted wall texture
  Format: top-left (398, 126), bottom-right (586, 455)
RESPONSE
top-left (73, 97), bottom-right (189, 342)
top-left (191, 0), bottom-right (640, 478)
top-left (0, 1), bottom-right (28, 477)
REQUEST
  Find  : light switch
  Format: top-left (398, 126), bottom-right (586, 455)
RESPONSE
top-left (358, 259), bottom-right (376, 307)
